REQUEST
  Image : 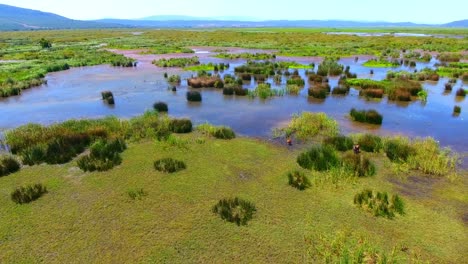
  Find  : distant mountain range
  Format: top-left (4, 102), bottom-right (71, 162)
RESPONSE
top-left (0, 4), bottom-right (467, 31)
top-left (0, 4), bottom-right (120, 30)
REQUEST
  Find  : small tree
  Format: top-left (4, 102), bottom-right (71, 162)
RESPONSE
top-left (39, 38), bottom-right (52, 49)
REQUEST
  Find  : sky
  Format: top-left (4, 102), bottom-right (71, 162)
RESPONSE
top-left (1, 0), bottom-right (467, 24)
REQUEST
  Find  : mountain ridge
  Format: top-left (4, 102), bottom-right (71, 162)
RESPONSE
top-left (0, 3), bottom-right (467, 31)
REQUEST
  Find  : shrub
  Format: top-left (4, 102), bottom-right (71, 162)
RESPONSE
top-left (357, 134), bottom-right (383, 153)
top-left (384, 138), bottom-right (415, 162)
top-left (274, 112), bottom-right (339, 141)
top-left (308, 88), bottom-right (327, 99)
top-left (323, 135), bottom-right (353, 151)
top-left (317, 58), bottom-right (344, 76)
top-left (188, 76), bottom-right (223, 88)
top-left (197, 123), bottom-right (236, 139)
top-left (186, 91), bottom-right (202, 102)
top-left (153, 101), bottom-right (168, 112)
top-left (342, 153), bottom-right (376, 177)
top-left (350, 109), bottom-right (383, 125)
top-left (11, 183), bottom-right (47, 204)
top-left (167, 75), bottom-right (181, 84)
top-left (297, 145), bottom-right (340, 171)
top-left (0, 155), bottom-right (21, 177)
top-left (287, 76), bottom-right (305, 86)
top-left (101, 91), bottom-right (113, 100)
top-left (127, 188), bottom-right (147, 200)
top-left (213, 127), bottom-right (236, 139)
top-left (453, 105), bottom-right (461, 114)
top-left (154, 158), bottom-right (186, 173)
top-left (331, 86), bottom-right (349, 95)
top-left (170, 119), bottom-right (193, 133)
top-left (234, 87), bottom-right (248, 96)
top-left (354, 189), bottom-right (405, 219)
top-left (287, 170), bottom-right (312, 190)
top-left (286, 84), bottom-right (301, 95)
top-left (360, 89), bottom-right (384, 98)
top-left (212, 197), bottom-right (256, 226)
top-left (456, 88), bottom-right (466, 97)
top-left (445, 83), bottom-right (453, 91)
top-left (223, 87), bottom-right (234, 95)
top-left (21, 145), bottom-right (47, 166)
top-left (77, 138), bottom-right (126, 172)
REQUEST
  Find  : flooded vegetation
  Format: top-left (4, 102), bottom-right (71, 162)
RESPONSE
top-left (0, 27), bottom-right (467, 263)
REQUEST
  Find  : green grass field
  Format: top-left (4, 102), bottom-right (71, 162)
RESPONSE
top-left (0, 132), bottom-right (466, 263)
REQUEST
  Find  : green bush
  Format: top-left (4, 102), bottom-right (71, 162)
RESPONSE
top-left (323, 135), bottom-right (353, 151)
top-left (77, 138), bottom-right (126, 172)
top-left (331, 86), bottom-right (349, 95)
top-left (11, 183), bottom-right (47, 204)
top-left (0, 155), bottom-right (21, 177)
top-left (274, 112), bottom-right (339, 141)
top-left (212, 197), bottom-right (256, 226)
top-left (384, 138), bottom-right (415, 162)
top-left (101, 91), bottom-right (113, 100)
top-left (197, 124), bottom-right (236, 140)
top-left (170, 119), bottom-right (193, 133)
top-left (168, 75), bottom-right (181, 84)
top-left (308, 88), bottom-right (327, 99)
top-left (297, 145), bottom-right (340, 171)
top-left (287, 170), bottom-right (312, 190)
top-left (456, 88), bottom-right (466, 97)
top-left (342, 153), bottom-right (376, 177)
top-left (154, 158), bottom-right (186, 173)
top-left (127, 188), bottom-right (147, 200)
top-left (187, 91), bottom-right (202, 102)
top-left (350, 108), bottom-right (383, 125)
top-left (356, 134), bottom-right (383, 153)
top-left (453, 106), bottom-right (461, 114)
top-left (213, 127), bottom-right (236, 139)
top-left (153, 101), bottom-right (168, 112)
top-left (20, 145), bottom-right (47, 165)
top-left (354, 189), bottom-right (405, 219)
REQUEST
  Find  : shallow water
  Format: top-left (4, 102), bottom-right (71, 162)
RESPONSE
top-left (0, 51), bottom-right (467, 166)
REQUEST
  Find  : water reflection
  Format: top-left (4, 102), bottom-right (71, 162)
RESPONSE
top-left (0, 54), bottom-right (466, 167)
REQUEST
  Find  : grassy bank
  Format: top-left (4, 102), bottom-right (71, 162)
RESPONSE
top-left (0, 115), bottom-right (466, 263)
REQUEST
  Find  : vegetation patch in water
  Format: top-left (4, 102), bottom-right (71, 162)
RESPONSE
top-left (152, 56), bottom-right (200, 67)
top-left (363, 59), bottom-right (400, 68)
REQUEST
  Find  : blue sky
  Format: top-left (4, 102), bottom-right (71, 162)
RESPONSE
top-left (2, 0), bottom-right (467, 23)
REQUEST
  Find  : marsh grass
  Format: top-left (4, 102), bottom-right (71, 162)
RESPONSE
top-left (127, 188), bottom-right (147, 200)
top-left (153, 57), bottom-right (200, 67)
top-left (153, 101), bottom-right (168, 112)
top-left (354, 134), bottom-right (383, 153)
top-left (197, 123), bottom-right (236, 139)
top-left (186, 91), bottom-right (202, 102)
top-left (154, 158), bottom-right (186, 173)
top-left (11, 183), bottom-right (47, 204)
top-left (77, 138), bottom-right (127, 172)
top-left (406, 138), bottom-right (459, 176)
top-left (306, 230), bottom-right (403, 263)
top-left (353, 189), bottom-right (405, 219)
top-left (350, 108), bottom-right (383, 125)
top-left (342, 153), bottom-right (376, 177)
top-left (287, 170), bottom-right (312, 190)
top-left (384, 137), bottom-right (415, 162)
top-left (212, 197), bottom-right (256, 226)
top-left (297, 145), bottom-right (340, 171)
top-left (0, 155), bottom-right (20, 177)
top-left (169, 119), bottom-right (193, 134)
top-left (323, 135), bottom-right (353, 151)
top-left (274, 112), bottom-right (338, 141)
